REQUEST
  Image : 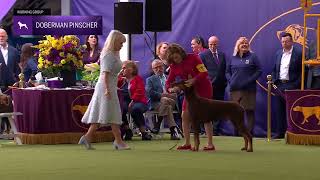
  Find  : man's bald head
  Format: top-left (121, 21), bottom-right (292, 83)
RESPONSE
top-left (0, 28), bottom-right (8, 47)
top-left (208, 36), bottom-right (219, 52)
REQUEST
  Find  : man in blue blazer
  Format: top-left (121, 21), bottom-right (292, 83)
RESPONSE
top-left (0, 28), bottom-right (20, 134)
top-left (199, 36), bottom-right (227, 135)
top-left (0, 28), bottom-right (20, 91)
top-left (272, 32), bottom-right (302, 138)
top-left (146, 59), bottom-right (180, 140)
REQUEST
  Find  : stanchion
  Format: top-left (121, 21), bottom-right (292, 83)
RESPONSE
top-left (267, 75), bottom-right (273, 142)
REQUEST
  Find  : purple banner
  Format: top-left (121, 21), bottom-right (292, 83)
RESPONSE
top-left (285, 90), bottom-right (320, 135)
top-left (13, 16), bottom-right (102, 35)
top-left (72, 0), bottom-right (320, 137)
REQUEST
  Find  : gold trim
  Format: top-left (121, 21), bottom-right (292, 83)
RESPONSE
top-left (286, 131), bottom-right (320, 145)
top-left (16, 131), bottom-right (114, 144)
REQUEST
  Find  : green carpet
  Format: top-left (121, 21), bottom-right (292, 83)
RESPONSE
top-left (0, 136), bottom-right (319, 180)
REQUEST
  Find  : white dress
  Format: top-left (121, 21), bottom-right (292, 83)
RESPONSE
top-left (81, 52), bottom-right (122, 125)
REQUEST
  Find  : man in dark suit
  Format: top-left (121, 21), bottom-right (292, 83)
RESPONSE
top-left (199, 36), bottom-right (227, 135)
top-left (0, 28), bottom-right (20, 134)
top-left (0, 28), bottom-right (20, 91)
top-left (272, 32), bottom-right (302, 138)
top-left (146, 59), bottom-right (180, 140)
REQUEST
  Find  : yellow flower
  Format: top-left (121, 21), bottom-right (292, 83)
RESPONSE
top-left (61, 59), bottom-right (66, 64)
top-left (51, 39), bottom-right (59, 48)
top-left (38, 57), bottom-right (44, 63)
top-left (63, 35), bottom-right (72, 42)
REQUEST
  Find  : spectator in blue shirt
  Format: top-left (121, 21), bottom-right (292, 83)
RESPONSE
top-left (226, 37), bottom-right (262, 135)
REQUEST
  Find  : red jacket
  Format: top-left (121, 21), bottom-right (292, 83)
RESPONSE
top-left (166, 53), bottom-right (212, 99)
top-left (129, 75), bottom-right (148, 104)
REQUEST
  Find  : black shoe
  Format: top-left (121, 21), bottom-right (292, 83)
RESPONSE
top-left (150, 128), bottom-right (160, 134)
top-left (124, 129), bottom-right (133, 141)
top-left (170, 133), bottom-right (180, 140)
top-left (272, 133), bottom-right (285, 139)
top-left (141, 132), bottom-right (152, 140)
top-left (152, 117), bottom-right (163, 134)
top-left (170, 126), bottom-right (181, 140)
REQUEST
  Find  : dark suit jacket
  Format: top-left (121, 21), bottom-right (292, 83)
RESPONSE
top-left (0, 45), bottom-right (20, 89)
top-left (199, 49), bottom-right (227, 88)
top-left (145, 74), bottom-right (164, 110)
top-left (272, 46), bottom-right (302, 90)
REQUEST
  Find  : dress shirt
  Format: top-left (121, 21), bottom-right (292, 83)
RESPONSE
top-left (279, 47), bottom-right (293, 80)
top-left (0, 44), bottom-right (9, 65)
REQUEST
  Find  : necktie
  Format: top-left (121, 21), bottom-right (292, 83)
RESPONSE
top-left (213, 52), bottom-right (220, 64)
top-left (159, 75), bottom-right (166, 92)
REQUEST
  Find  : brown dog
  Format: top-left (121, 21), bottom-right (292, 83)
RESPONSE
top-left (172, 81), bottom-right (253, 152)
top-left (0, 94), bottom-right (13, 113)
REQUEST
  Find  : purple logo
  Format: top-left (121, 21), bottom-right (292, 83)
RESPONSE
top-left (13, 16), bottom-right (102, 35)
top-left (290, 95), bottom-right (320, 132)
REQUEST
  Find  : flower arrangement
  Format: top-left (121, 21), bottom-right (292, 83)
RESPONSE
top-left (34, 35), bottom-right (86, 77)
top-left (82, 62), bottom-right (100, 84)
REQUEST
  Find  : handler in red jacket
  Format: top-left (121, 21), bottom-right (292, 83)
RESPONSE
top-left (165, 43), bottom-right (214, 151)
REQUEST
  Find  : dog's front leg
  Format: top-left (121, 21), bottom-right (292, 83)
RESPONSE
top-left (192, 121), bottom-right (200, 151)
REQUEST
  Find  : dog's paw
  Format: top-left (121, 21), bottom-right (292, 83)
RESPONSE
top-left (241, 147), bottom-right (247, 151)
top-left (191, 147), bottom-right (199, 151)
top-left (246, 148), bottom-right (253, 152)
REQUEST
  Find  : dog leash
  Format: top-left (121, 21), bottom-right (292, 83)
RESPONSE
top-left (169, 141), bottom-right (179, 150)
top-left (169, 126), bottom-right (184, 150)
top-left (272, 84), bottom-right (286, 99)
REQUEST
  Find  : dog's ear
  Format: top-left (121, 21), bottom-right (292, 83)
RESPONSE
top-left (184, 83), bottom-right (191, 88)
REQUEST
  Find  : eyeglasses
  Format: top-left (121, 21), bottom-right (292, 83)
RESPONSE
top-left (152, 65), bottom-right (163, 70)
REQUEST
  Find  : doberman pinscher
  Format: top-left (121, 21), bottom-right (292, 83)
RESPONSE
top-left (172, 81), bottom-right (253, 152)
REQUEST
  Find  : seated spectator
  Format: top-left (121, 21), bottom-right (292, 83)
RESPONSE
top-left (117, 75), bottom-right (133, 140)
top-left (83, 35), bottom-right (101, 64)
top-left (121, 60), bottom-right (152, 140)
top-left (0, 92), bottom-right (12, 134)
top-left (18, 43), bottom-right (38, 82)
top-left (146, 59), bottom-right (180, 140)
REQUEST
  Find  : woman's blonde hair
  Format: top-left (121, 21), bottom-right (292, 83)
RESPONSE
top-left (233, 36), bottom-right (252, 56)
top-left (123, 60), bottom-right (138, 76)
top-left (156, 42), bottom-right (169, 56)
top-left (100, 30), bottom-right (126, 58)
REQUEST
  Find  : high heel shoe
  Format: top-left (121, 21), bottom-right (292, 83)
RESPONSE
top-left (113, 141), bottom-right (130, 150)
top-left (78, 135), bottom-right (95, 150)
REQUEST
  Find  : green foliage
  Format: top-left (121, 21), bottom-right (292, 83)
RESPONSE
top-left (81, 70), bottom-right (100, 82)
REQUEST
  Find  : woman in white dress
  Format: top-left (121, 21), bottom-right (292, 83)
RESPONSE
top-left (78, 30), bottom-right (130, 150)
